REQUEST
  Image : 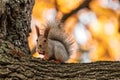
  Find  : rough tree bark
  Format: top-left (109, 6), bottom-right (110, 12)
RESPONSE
top-left (0, 0), bottom-right (120, 80)
top-left (1, 60), bottom-right (120, 80)
top-left (0, 0), bottom-right (33, 61)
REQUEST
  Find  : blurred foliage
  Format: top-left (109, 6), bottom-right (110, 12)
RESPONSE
top-left (29, 0), bottom-right (120, 62)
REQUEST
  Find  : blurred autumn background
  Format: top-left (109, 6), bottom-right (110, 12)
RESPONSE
top-left (28, 0), bottom-right (120, 63)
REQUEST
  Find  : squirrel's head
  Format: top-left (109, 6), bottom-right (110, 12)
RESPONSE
top-left (35, 25), bottom-right (50, 57)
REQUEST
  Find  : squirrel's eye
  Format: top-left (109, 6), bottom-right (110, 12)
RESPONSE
top-left (39, 45), bottom-right (42, 48)
top-left (44, 40), bottom-right (46, 42)
top-left (36, 39), bottom-right (38, 41)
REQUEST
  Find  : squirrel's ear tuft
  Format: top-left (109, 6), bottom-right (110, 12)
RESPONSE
top-left (35, 25), bottom-right (40, 37)
top-left (44, 27), bottom-right (50, 38)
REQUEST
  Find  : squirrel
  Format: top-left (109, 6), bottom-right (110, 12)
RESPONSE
top-left (33, 21), bottom-right (81, 63)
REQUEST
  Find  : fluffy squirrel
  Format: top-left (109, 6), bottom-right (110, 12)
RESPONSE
top-left (35, 21), bottom-right (81, 63)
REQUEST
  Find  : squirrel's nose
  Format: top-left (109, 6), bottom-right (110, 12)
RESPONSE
top-left (39, 45), bottom-right (42, 48)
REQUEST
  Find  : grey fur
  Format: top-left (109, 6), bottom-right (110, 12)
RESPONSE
top-left (36, 21), bottom-right (79, 63)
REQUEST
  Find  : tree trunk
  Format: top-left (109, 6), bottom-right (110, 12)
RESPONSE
top-left (0, 0), bottom-right (120, 79)
top-left (0, 0), bottom-right (34, 62)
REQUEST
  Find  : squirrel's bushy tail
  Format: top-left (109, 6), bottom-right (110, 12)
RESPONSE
top-left (46, 21), bottom-right (80, 62)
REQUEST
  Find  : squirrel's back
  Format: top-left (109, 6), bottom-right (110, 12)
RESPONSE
top-left (47, 21), bottom-right (81, 63)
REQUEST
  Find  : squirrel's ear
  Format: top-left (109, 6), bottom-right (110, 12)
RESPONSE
top-left (44, 27), bottom-right (50, 38)
top-left (35, 25), bottom-right (40, 37)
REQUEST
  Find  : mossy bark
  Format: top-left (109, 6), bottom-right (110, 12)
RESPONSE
top-left (0, 0), bottom-right (34, 62)
top-left (0, 0), bottom-right (33, 53)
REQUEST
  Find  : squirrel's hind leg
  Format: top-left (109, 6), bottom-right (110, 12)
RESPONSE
top-left (54, 42), bottom-right (69, 63)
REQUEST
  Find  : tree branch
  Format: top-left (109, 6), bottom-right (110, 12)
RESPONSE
top-left (0, 59), bottom-right (120, 79)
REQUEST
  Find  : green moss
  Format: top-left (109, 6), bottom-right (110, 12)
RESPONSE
top-left (0, 49), bottom-right (4, 53)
